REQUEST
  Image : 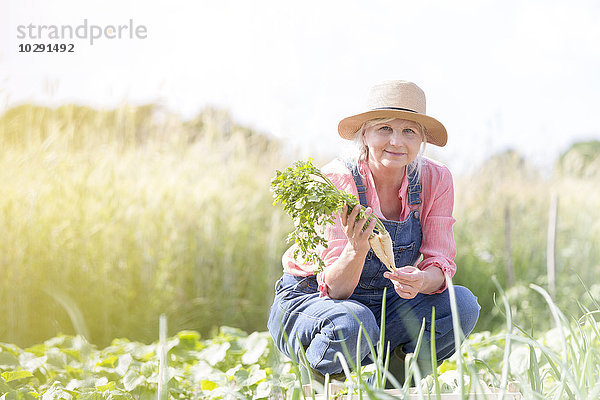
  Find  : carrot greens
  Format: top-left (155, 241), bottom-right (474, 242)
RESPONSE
top-left (270, 159), bottom-right (395, 273)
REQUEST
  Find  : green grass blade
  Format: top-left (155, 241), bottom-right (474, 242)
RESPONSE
top-left (402, 318), bottom-right (426, 394)
top-left (333, 351), bottom-right (352, 383)
top-left (530, 283), bottom-right (581, 399)
top-left (471, 359), bottom-right (500, 387)
top-left (445, 275), bottom-right (466, 400)
top-left (528, 344), bottom-right (542, 394)
top-left (296, 334), bottom-right (317, 399)
top-left (491, 276), bottom-right (512, 399)
top-left (42, 287), bottom-right (90, 341)
top-left (378, 287), bottom-right (388, 389)
top-left (382, 341), bottom-right (391, 390)
top-left (573, 269), bottom-right (600, 310)
top-left (430, 307), bottom-right (441, 400)
top-left (356, 324), bottom-right (363, 400)
top-left (343, 294), bottom-right (391, 390)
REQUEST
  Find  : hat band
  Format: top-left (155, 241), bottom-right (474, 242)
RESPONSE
top-left (373, 106), bottom-right (418, 113)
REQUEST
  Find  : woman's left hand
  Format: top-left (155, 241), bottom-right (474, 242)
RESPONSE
top-left (384, 266), bottom-right (424, 299)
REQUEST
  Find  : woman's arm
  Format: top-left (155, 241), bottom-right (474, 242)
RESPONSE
top-left (323, 204), bottom-right (376, 299)
top-left (417, 163), bottom-right (457, 292)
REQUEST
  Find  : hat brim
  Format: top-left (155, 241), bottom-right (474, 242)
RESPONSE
top-left (338, 109), bottom-right (447, 147)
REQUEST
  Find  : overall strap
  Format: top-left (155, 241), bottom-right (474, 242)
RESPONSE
top-left (344, 161), bottom-right (369, 208)
top-left (407, 167), bottom-right (422, 206)
top-left (345, 161), bottom-right (421, 207)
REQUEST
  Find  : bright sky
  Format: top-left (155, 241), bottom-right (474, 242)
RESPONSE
top-left (3, 0), bottom-right (600, 174)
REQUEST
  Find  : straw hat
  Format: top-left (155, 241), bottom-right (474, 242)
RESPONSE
top-left (338, 80), bottom-right (447, 147)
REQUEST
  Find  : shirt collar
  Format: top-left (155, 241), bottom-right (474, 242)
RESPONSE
top-left (358, 160), bottom-right (409, 200)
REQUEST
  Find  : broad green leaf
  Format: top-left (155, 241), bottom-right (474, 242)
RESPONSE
top-left (226, 364), bottom-right (243, 378)
top-left (71, 336), bottom-right (94, 359)
top-left (95, 377), bottom-right (109, 387)
top-left (219, 326), bottom-right (247, 338)
top-left (200, 379), bottom-right (218, 391)
top-left (122, 370), bottom-right (146, 391)
top-left (45, 348), bottom-right (68, 369)
top-left (241, 332), bottom-right (269, 365)
top-left (114, 354), bottom-right (133, 376)
top-left (95, 380), bottom-right (116, 391)
top-left (140, 360), bottom-right (157, 377)
top-left (65, 378), bottom-right (87, 391)
top-left (44, 336), bottom-right (71, 348)
top-left (437, 359), bottom-right (456, 374)
top-left (75, 391), bottom-right (106, 400)
top-left (61, 349), bottom-right (81, 362)
top-left (1, 370), bottom-right (34, 382)
top-left (19, 354), bottom-right (47, 373)
top-left (176, 331), bottom-right (201, 349)
top-left (253, 381), bottom-right (271, 399)
top-left (508, 345), bottom-right (530, 375)
top-left (190, 361), bottom-right (214, 383)
top-left (199, 342), bottom-right (230, 366)
top-left (96, 355), bottom-right (118, 368)
top-left (41, 382), bottom-right (73, 400)
top-left (0, 351), bottom-right (19, 368)
top-left (104, 390), bottom-right (133, 400)
top-left (25, 344), bottom-right (48, 358)
top-left (245, 365), bottom-right (266, 387)
top-left (65, 365), bottom-right (83, 379)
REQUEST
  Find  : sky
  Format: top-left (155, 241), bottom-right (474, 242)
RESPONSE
top-left (2, 0), bottom-right (600, 174)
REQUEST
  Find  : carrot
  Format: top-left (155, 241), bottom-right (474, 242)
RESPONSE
top-left (368, 229), bottom-right (396, 272)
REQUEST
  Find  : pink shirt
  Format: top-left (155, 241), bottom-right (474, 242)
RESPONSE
top-left (282, 157), bottom-right (457, 296)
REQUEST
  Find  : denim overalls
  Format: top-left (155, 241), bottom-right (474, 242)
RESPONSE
top-left (267, 162), bottom-right (480, 375)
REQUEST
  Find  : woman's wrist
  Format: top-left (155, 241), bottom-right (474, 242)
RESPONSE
top-left (420, 265), bottom-right (445, 294)
top-left (344, 241), bottom-right (370, 259)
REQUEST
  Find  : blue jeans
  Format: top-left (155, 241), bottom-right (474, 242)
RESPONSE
top-left (267, 273), bottom-right (480, 375)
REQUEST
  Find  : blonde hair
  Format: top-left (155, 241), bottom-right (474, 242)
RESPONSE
top-left (350, 118), bottom-right (427, 178)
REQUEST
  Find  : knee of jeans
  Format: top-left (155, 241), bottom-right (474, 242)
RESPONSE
top-left (333, 301), bottom-right (379, 345)
top-left (454, 286), bottom-right (481, 335)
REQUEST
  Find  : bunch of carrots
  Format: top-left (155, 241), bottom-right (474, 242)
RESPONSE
top-left (271, 159), bottom-right (395, 273)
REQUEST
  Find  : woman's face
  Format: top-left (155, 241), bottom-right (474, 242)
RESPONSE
top-left (362, 119), bottom-right (423, 172)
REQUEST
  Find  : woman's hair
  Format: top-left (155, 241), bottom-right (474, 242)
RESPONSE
top-left (349, 118), bottom-right (428, 178)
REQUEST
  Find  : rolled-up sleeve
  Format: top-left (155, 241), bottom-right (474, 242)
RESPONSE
top-left (417, 164), bottom-right (457, 293)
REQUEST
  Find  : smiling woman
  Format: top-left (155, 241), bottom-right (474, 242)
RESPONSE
top-left (268, 80), bottom-right (480, 385)
top-left (361, 119), bottom-right (426, 222)
top-left (351, 117), bottom-right (427, 176)
top-left (363, 119), bottom-right (426, 180)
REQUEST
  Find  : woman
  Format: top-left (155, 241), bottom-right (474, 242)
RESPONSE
top-left (267, 80), bottom-right (480, 382)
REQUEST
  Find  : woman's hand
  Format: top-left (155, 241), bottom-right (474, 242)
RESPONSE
top-left (384, 265), bottom-right (445, 298)
top-left (384, 266), bottom-right (424, 299)
top-left (340, 204), bottom-right (377, 256)
top-left (324, 204), bottom-right (377, 300)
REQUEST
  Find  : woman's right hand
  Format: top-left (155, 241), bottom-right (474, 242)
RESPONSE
top-left (340, 204), bottom-right (377, 255)
top-left (324, 205), bottom-right (377, 299)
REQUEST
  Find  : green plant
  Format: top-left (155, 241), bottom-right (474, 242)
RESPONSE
top-left (270, 158), bottom-right (394, 273)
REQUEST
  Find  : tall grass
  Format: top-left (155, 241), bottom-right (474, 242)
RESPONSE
top-left (452, 150), bottom-right (600, 333)
top-left (0, 104), bottom-right (292, 346)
